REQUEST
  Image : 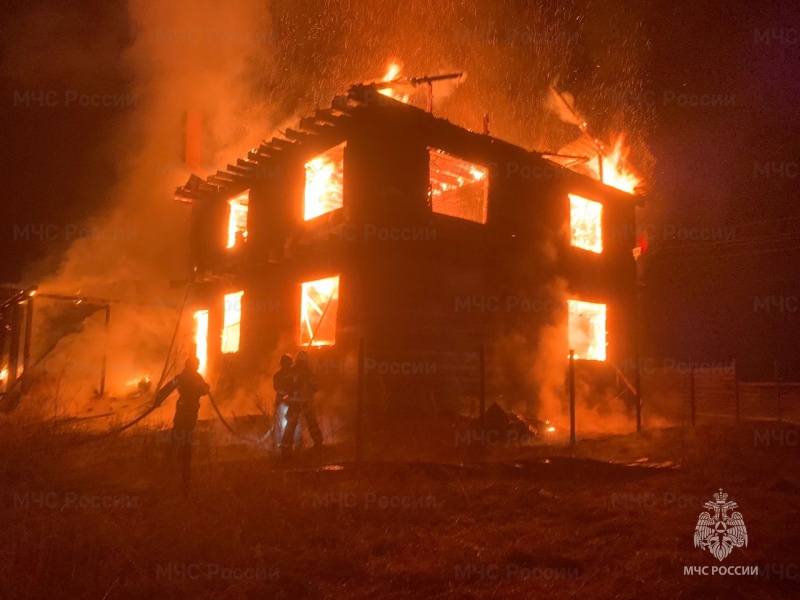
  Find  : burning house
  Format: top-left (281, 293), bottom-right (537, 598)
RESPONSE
top-left (173, 80), bottom-right (641, 428)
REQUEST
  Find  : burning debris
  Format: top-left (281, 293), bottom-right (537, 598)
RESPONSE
top-left (428, 149), bottom-right (489, 224)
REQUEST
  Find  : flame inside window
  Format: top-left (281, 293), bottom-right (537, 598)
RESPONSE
top-left (194, 309), bottom-right (209, 376)
top-left (300, 276), bottom-right (339, 346)
top-left (569, 194), bottom-right (603, 254)
top-left (221, 291), bottom-right (243, 354)
top-left (227, 190), bottom-right (249, 249)
top-left (304, 143), bottom-right (345, 220)
top-left (568, 299), bottom-right (607, 361)
top-left (429, 149), bottom-right (489, 224)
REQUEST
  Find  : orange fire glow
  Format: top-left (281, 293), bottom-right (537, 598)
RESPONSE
top-left (194, 309), bottom-right (209, 376)
top-left (587, 135), bottom-right (642, 195)
top-left (429, 149), bottom-right (489, 224)
top-left (378, 62), bottom-right (410, 103)
top-left (221, 291), bottom-right (243, 354)
top-left (124, 375), bottom-right (151, 387)
top-left (568, 299), bottom-right (607, 361)
top-left (569, 194), bottom-right (603, 253)
top-left (300, 276), bottom-right (339, 346)
top-left (0, 366), bottom-right (8, 386)
top-left (304, 143), bottom-right (345, 220)
top-left (226, 190), bottom-right (249, 248)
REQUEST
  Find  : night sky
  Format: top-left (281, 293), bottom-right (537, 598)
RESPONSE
top-left (1, 0), bottom-right (798, 379)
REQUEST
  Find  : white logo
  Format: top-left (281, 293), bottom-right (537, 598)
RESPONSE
top-left (693, 489), bottom-right (748, 562)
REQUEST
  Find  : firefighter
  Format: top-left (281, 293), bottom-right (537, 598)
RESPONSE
top-left (272, 354), bottom-right (294, 448)
top-left (153, 356), bottom-right (210, 493)
top-left (280, 349), bottom-right (323, 458)
top-left (273, 354), bottom-right (294, 404)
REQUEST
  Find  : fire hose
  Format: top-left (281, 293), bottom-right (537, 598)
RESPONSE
top-left (74, 284), bottom-right (337, 446)
top-left (205, 389), bottom-right (261, 445)
top-left (70, 286), bottom-right (190, 444)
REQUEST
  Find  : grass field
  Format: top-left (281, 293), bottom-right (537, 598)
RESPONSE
top-left (1, 417), bottom-right (798, 599)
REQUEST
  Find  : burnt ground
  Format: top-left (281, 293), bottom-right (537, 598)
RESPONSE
top-left (0, 419), bottom-right (798, 599)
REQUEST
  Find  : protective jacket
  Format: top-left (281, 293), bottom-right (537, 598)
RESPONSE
top-left (154, 368), bottom-right (210, 430)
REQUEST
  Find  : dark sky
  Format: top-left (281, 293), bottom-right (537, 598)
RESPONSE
top-left (1, 0), bottom-right (798, 378)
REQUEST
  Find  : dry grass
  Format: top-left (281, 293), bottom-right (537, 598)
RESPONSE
top-left (0, 413), bottom-right (798, 599)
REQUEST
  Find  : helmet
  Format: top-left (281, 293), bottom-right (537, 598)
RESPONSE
top-left (279, 354), bottom-right (293, 368)
top-left (185, 356), bottom-right (201, 371)
top-left (295, 350), bottom-right (309, 363)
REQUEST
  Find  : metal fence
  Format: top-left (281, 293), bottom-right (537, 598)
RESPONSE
top-left (643, 363), bottom-right (800, 427)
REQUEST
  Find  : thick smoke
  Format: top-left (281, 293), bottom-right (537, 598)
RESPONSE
top-left (17, 0), bottom-right (273, 415)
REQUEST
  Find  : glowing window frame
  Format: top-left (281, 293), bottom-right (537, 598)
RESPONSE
top-left (569, 194), bottom-right (603, 254)
top-left (194, 309), bottom-right (209, 376)
top-left (304, 143), bottom-right (345, 221)
top-left (428, 148), bottom-right (489, 224)
top-left (221, 291), bottom-right (243, 354)
top-left (567, 299), bottom-right (607, 361)
top-left (226, 190), bottom-right (250, 249)
top-left (299, 276), bottom-right (340, 346)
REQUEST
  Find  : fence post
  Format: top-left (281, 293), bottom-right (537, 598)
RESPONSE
top-left (774, 358), bottom-right (782, 423)
top-left (569, 350), bottom-right (576, 446)
top-left (479, 343), bottom-right (486, 432)
top-left (690, 364), bottom-right (696, 427)
top-left (733, 358), bottom-right (740, 424)
top-left (99, 304), bottom-right (111, 396)
top-left (635, 355), bottom-right (642, 433)
top-left (21, 298), bottom-right (34, 392)
top-left (6, 302), bottom-right (21, 390)
top-left (356, 337), bottom-right (365, 463)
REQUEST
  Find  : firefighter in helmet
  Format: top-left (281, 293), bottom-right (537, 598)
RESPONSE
top-left (272, 353), bottom-right (294, 447)
top-left (280, 349), bottom-right (323, 458)
top-left (274, 354), bottom-right (294, 403)
top-left (153, 356), bottom-right (210, 493)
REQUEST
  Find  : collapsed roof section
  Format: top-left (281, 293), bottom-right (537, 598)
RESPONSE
top-left (174, 82), bottom-right (640, 208)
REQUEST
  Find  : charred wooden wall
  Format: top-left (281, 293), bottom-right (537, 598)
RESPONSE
top-left (184, 97), bottom-right (638, 418)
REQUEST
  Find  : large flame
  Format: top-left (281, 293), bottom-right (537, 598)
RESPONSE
top-left (378, 61), bottom-right (410, 103)
top-left (588, 135), bottom-right (642, 195)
